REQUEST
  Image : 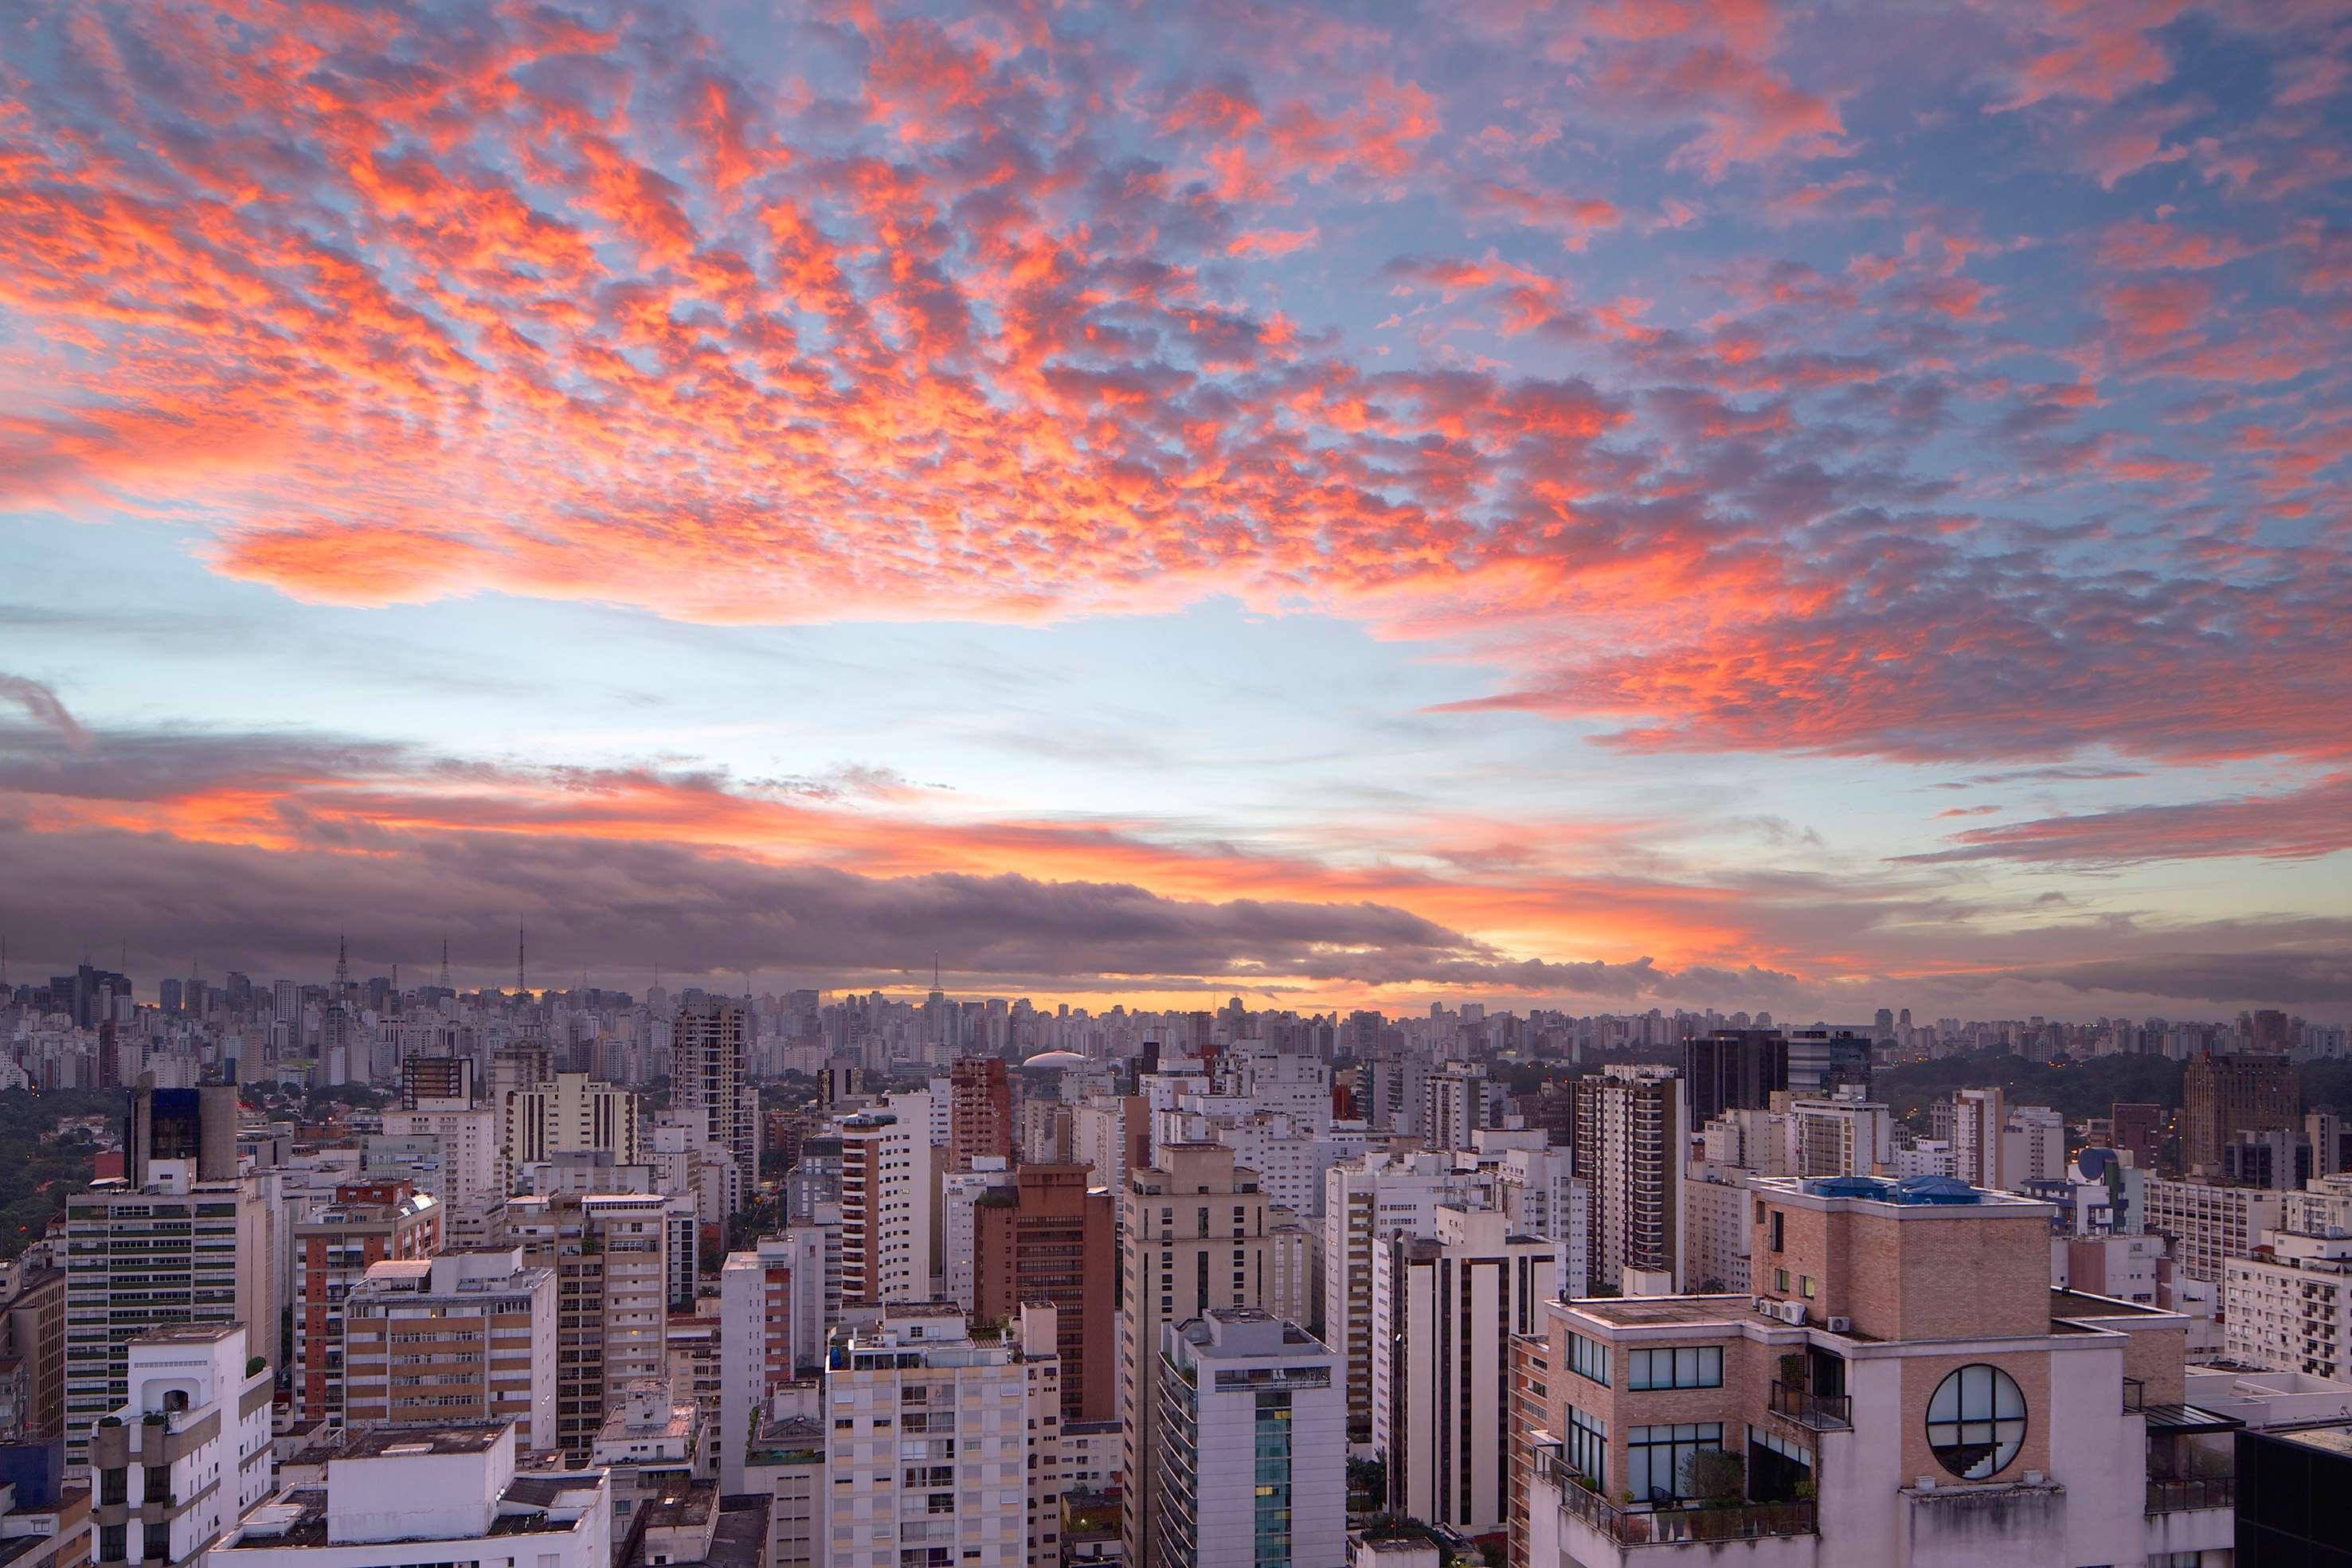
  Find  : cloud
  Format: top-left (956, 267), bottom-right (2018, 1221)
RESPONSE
top-left (0, 0), bottom-right (2346, 788)
top-left (0, 675), bottom-right (85, 748)
top-left (1900, 772), bottom-right (2352, 866)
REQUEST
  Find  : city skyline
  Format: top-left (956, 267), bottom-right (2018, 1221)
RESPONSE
top-left (4, 2), bottom-right (2351, 1019)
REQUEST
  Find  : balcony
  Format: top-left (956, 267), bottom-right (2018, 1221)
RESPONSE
top-left (1544, 1451), bottom-right (1817, 1548)
top-left (2145, 1475), bottom-right (2233, 1515)
top-left (1767, 1381), bottom-right (1851, 1431)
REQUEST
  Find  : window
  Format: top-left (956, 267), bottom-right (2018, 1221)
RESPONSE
top-left (1774, 1268), bottom-right (1789, 1293)
top-left (1799, 1276), bottom-right (1816, 1300)
top-left (1564, 1406), bottom-right (1607, 1484)
top-left (1925, 1364), bottom-right (2026, 1480)
top-left (1769, 1210), bottom-right (1783, 1252)
top-left (1626, 1423), bottom-right (1723, 1507)
top-left (1567, 1331), bottom-right (1610, 1386)
top-left (1627, 1347), bottom-right (1722, 1390)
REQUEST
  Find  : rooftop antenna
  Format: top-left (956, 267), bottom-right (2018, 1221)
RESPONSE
top-left (335, 934), bottom-right (350, 991)
top-left (438, 938), bottom-right (450, 991)
top-left (933, 952), bottom-right (940, 989)
top-left (517, 919), bottom-right (526, 996)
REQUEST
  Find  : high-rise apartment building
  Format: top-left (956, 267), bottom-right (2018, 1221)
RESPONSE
top-left (1371, 1206), bottom-right (1555, 1535)
top-left (838, 1104), bottom-right (934, 1305)
top-left (2110, 1101), bottom-right (2167, 1172)
top-left (1494, 1148), bottom-right (1591, 1299)
top-left (675, 998), bottom-right (754, 1202)
top-left (2225, 1230), bottom-right (2352, 1379)
top-left (291, 1181), bottom-right (440, 1426)
top-left (822, 1304), bottom-right (1064, 1568)
top-left (2144, 1175), bottom-right (2287, 1284)
top-left (1150, 1309), bottom-right (1342, 1568)
top-left (1322, 1152), bottom-right (1497, 1445)
top-left (2183, 1052), bottom-right (2299, 1176)
top-left (85, 1326), bottom-right (274, 1568)
top-left (718, 1228), bottom-right (829, 1491)
top-left (503, 1073), bottom-right (642, 1187)
top-left (507, 1192), bottom-right (671, 1460)
top-left (63, 1140), bottom-right (273, 1474)
top-left (973, 1163), bottom-right (1114, 1422)
top-left (1421, 1063), bottom-right (1493, 1151)
top-left (1120, 1144), bottom-right (1278, 1568)
top-left (0, 1257), bottom-right (68, 1441)
top-left (377, 1104), bottom-right (501, 1203)
top-left (1949, 1085), bottom-right (2007, 1189)
top-left (1570, 1066), bottom-right (1685, 1294)
top-left (949, 1055), bottom-right (1015, 1173)
top-left (1681, 1031), bottom-right (1787, 1132)
top-left (339, 1247), bottom-right (558, 1452)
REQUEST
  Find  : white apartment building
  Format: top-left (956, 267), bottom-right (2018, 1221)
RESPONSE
top-left (1421, 1064), bottom-right (1493, 1151)
top-left (1322, 1152), bottom-right (1496, 1447)
top-left (503, 1073), bottom-right (641, 1186)
top-left (1788, 1096), bottom-right (1892, 1178)
top-left (822, 1304), bottom-right (1063, 1568)
top-left (86, 1326), bottom-right (274, 1568)
top-left (1682, 1163), bottom-right (1751, 1295)
top-left (1495, 1148), bottom-right (1592, 1300)
top-left (589, 1378), bottom-right (703, 1523)
top-left (212, 1424), bottom-right (609, 1568)
top-left (1151, 1309), bottom-right (1342, 1568)
top-left (376, 1106), bottom-right (500, 1202)
top-left (674, 998), bottom-right (756, 1201)
top-left (718, 1228), bottom-right (829, 1491)
top-left (2282, 1171), bottom-right (2352, 1238)
top-left (838, 1104), bottom-right (935, 1305)
top-left (1370, 1207), bottom-right (1553, 1537)
top-left (1950, 1087), bottom-right (2006, 1189)
top-left (2002, 1105), bottom-right (2068, 1190)
top-left (2145, 1176), bottom-right (2288, 1283)
top-left (2225, 1230), bottom-right (2352, 1378)
top-left (941, 1159), bottom-right (1016, 1312)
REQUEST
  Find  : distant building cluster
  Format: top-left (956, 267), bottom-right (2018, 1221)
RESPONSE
top-left (0, 960), bottom-right (2346, 1568)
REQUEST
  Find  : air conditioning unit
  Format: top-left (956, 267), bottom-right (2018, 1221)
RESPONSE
top-left (1752, 1296), bottom-right (1779, 1318)
top-left (1776, 1300), bottom-right (1808, 1325)
top-left (1826, 1315), bottom-right (1853, 1333)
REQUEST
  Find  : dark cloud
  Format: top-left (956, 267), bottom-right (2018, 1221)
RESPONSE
top-left (0, 676), bottom-right (85, 749)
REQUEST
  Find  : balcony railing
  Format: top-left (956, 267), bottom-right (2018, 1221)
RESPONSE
top-left (2146, 1476), bottom-right (2234, 1515)
top-left (1768, 1381), bottom-right (1853, 1430)
top-left (1543, 1451), bottom-right (1818, 1547)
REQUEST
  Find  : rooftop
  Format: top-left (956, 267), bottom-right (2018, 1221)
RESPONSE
top-left (1563, 1294), bottom-right (1750, 1329)
top-left (337, 1424), bottom-right (508, 1458)
top-left (2272, 1425), bottom-right (2352, 1460)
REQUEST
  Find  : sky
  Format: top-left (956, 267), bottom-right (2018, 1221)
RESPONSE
top-left (2, 0), bottom-right (2350, 1020)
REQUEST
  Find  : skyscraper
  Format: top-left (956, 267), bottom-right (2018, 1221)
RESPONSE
top-left (1568, 1066), bottom-right (1685, 1294)
top-left (1681, 1030), bottom-right (1788, 1132)
top-left (973, 1163), bottom-right (1114, 1421)
top-left (2183, 1052), bottom-right (2299, 1177)
top-left (675, 996), bottom-right (754, 1202)
top-left (507, 1191), bottom-right (671, 1460)
top-left (837, 1105), bottom-right (933, 1305)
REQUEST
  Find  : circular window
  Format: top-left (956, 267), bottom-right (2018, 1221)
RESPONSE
top-left (1925, 1364), bottom-right (2026, 1480)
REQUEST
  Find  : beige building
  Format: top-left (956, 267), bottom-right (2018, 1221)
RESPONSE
top-left (340, 1248), bottom-right (558, 1452)
top-left (1513, 1174), bottom-right (2233, 1568)
top-left (1119, 1144), bottom-right (1278, 1568)
top-left (507, 1192), bottom-right (671, 1460)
